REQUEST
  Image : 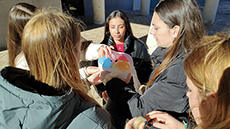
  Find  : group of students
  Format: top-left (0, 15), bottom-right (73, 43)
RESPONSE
top-left (1, 0), bottom-right (230, 129)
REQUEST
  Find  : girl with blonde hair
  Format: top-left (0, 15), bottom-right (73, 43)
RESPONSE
top-left (0, 9), bottom-right (113, 129)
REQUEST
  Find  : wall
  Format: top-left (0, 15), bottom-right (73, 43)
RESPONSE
top-left (0, 0), bottom-right (62, 51)
top-left (1, 0), bottom-right (227, 51)
top-left (84, 0), bottom-right (133, 15)
top-left (150, 0), bottom-right (228, 10)
top-left (133, 0), bottom-right (141, 10)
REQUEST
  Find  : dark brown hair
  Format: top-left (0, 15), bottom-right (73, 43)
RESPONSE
top-left (101, 10), bottom-right (136, 43)
top-left (147, 0), bottom-right (205, 86)
top-left (7, 3), bottom-right (37, 66)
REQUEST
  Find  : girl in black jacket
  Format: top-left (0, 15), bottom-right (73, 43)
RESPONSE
top-left (137, 34), bottom-right (230, 129)
top-left (100, 10), bottom-right (152, 85)
top-left (98, 0), bottom-right (206, 128)
top-left (91, 10), bottom-right (153, 104)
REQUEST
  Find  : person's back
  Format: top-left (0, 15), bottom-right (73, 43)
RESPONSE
top-left (0, 9), bottom-right (113, 129)
top-left (0, 69), bottom-right (111, 128)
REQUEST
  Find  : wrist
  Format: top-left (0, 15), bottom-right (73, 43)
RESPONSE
top-left (83, 78), bottom-right (91, 86)
top-left (84, 67), bottom-right (89, 76)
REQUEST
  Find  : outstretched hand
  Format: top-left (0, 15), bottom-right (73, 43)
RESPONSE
top-left (98, 45), bottom-right (114, 58)
top-left (86, 66), bottom-right (100, 75)
top-left (145, 111), bottom-right (184, 129)
top-left (87, 71), bottom-right (102, 85)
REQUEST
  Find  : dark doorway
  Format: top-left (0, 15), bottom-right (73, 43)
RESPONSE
top-left (61, 0), bottom-right (85, 17)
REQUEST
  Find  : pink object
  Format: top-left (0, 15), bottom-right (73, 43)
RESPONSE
top-left (117, 55), bottom-right (129, 62)
top-left (98, 51), bottom-right (141, 94)
top-left (115, 44), bottom-right (124, 52)
top-left (106, 50), bottom-right (133, 65)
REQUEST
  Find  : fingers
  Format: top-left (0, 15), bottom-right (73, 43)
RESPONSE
top-left (87, 66), bottom-right (100, 74)
top-left (125, 117), bottom-right (137, 129)
top-left (139, 122), bottom-right (146, 129)
top-left (95, 79), bottom-right (103, 85)
top-left (125, 118), bottom-right (146, 129)
top-left (98, 49), bottom-right (104, 59)
top-left (144, 111), bottom-right (168, 124)
top-left (109, 45), bottom-right (114, 50)
top-left (98, 46), bottom-right (113, 58)
top-left (87, 72), bottom-right (102, 85)
top-left (152, 122), bottom-right (168, 129)
top-left (94, 72), bottom-right (102, 84)
top-left (145, 111), bottom-right (183, 129)
top-left (100, 71), bottom-right (111, 81)
top-left (146, 114), bottom-right (167, 123)
top-left (146, 111), bottom-right (168, 119)
top-left (108, 46), bottom-right (113, 55)
top-left (125, 73), bottom-right (132, 84)
top-left (103, 47), bottom-right (109, 58)
top-left (102, 91), bottom-right (109, 102)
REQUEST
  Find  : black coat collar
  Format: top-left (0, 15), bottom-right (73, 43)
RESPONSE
top-left (107, 35), bottom-right (133, 52)
top-left (1, 66), bottom-right (66, 96)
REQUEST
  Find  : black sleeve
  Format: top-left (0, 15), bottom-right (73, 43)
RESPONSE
top-left (79, 60), bottom-right (98, 68)
top-left (132, 40), bottom-right (153, 84)
top-left (106, 60), bottom-right (189, 122)
top-left (128, 61), bottom-right (189, 120)
top-left (105, 78), bottom-right (136, 119)
top-left (135, 59), bottom-right (153, 84)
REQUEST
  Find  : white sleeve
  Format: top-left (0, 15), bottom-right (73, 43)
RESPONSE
top-left (84, 43), bottom-right (107, 60)
top-left (79, 67), bottom-right (89, 79)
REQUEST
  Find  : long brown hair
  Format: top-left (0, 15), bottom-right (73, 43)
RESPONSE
top-left (146, 0), bottom-right (205, 86)
top-left (22, 9), bottom-right (97, 103)
top-left (7, 3), bottom-right (37, 67)
top-left (101, 10), bottom-right (136, 43)
top-left (184, 34), bottom-right (230, 129)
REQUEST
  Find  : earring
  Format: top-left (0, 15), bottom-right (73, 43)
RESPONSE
top-left (173, 36), bottom-right (176, 38)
